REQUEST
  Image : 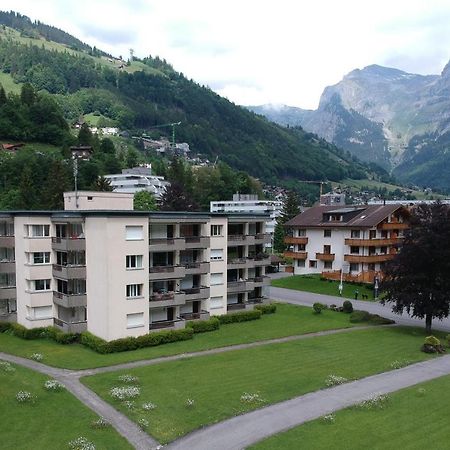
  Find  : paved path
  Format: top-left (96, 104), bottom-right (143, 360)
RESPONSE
top-left (166, 354), bottom-right (450, 450)
top-left (269, 283), bottom-right (450, 332)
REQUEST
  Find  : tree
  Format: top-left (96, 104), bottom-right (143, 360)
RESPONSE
top-left (274, 191), bottom-right (301, 253)
top-left (77, 123), bottom-right (93, 146)
top-left (42, 159), bottom-right (71, 209)
top-left (99, 138), bottom-right (115, 155)
top-left (134, 190), bottom-right (157, 211)
top-left (94, 175), bottom-right (113, 192)
top-left (159, 182), bottom-right (199, 211)
top-left (381, 203), bottom-right (450, 333)
top-left (18, 165), bottom-right (37, 209)
top-left (20, 83), bottom-right (36, 106)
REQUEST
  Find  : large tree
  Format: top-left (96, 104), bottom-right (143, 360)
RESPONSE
top-left (273, 191), bottom-right (301, 253)
top-left (134, 190), bottom-right (157, 211)
top-left (381, 202), bottom-right (450, 333)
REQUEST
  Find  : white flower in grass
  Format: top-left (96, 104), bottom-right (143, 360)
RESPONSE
top-left (240, 392), bottom-right (265, 403)
top-left (44, 379), bottom-right (65, 391)
top-left (123, 400), bottom-right (135, 410)
top-left (185, 398), bottom-right (195, 408)
top-left (30, 353), bottom-right (43, 362)
top-left (0, 361), bottom-right (15, 373)
top-left (118, 374), bottom-right (140, 384)
top-left (91, 417), bottom-right (110, 429)
top-left (142, 402), bottom-right (157, 411)
top-left (358, 393), bottom-right (390, 410)
top-left (390, 360), bottom-right (410, 370)
top-left (322, 414), bottom-right (335, 424)
top-left (16, 391), bottom-right (36, 403)
top-left (325, 375), bottom-right (348, 387)
top-left (110, 386), bottom-right (140, 400)
top-left (138, 418), bottom-right (149, 430)
top-left (68, 436), bottom-right (96, 450)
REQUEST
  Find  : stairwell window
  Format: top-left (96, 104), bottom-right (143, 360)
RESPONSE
top-left (126, 284), bottom-right (143, 298)
top-left (126, 255), bottom-right (143, 269)
top-left (211, 225), bottom-right (223, 236)
top-left (33, 279), bottom-right (51, 291)
top-left (324, 229), bottom-right (331, 237)
top-left (125, 226), bottom-right (143, 241)
top-left (210, 249), bottom-right (223, 261)
top-left (32, 252), bottom-right (50, 264)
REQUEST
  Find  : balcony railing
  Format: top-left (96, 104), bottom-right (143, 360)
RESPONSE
top-left (149, 291), bottom-right (185, 307)
top-left (52, 264), bottom-right (86, 279)
top-left (52, 237), bottom-right (85, 251)
top-left (149, 237), bottom-right (186, 251)
top-left (344, 254), bottom-right (395, 263)
top-left (284, 236), bottom-right (308, 245)
top-left (180, 310), bottom-right (210, 321)
top-left (184, 261), bottom-right (210, 274)
top-left (378, 222), bottom-right (409, 230)
top-left (228, 234), bottom-right (246, 241)
top-left (53, 317), bottom-right (87, 333)
top-left (149, 265), bottom-right (186, 280)
top-left (345, 237), bottom-right (404, 246)
top-left (316, 252), bottom-right (335, 261)
top-left (53, 291), bottom-right (87, 308)
top-left (149, 318), bottom-right (185, 331)
top-left (227, 302), bottom-right (246, 311)
top-left (183, 286), bottom-right (210, 301)
top-left (283, 251), bottom-right (307, 260)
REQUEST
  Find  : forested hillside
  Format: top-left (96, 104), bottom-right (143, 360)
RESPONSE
top-left (0, 11), bottom-right (381, 190)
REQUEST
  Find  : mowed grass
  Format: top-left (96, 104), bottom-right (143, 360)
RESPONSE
top-left (272, 274), bottom-right (375, 300)
top-left (0, 304), bottom-right (359, 369)
top-left (82, 326), bottom-right (438, 443)
top-left (0, 362), bottom-right (132, 450)
top-left (250, 374), bottom-right (450, 450)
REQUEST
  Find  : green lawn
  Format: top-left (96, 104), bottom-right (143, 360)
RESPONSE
top-left (0, 304), bottom-right (360, 369)
top-left (82, 326), bottom-right (438, 443)
top-left (0, 71), bottom-right (22, 94)
top-left (250, 374), bottom-right (450, 450)
top-left (0, 361), bottom-right (131, 450)
top-left (272, 274), bottom-right (375, 300)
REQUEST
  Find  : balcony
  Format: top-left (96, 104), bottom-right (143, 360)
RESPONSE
top-left (183, 286), bottom-right (210, 301)
top-left (378, 222), bottom-right (409, 231)
top-left (316, 253), bottom-right (335, 262)
top-left (52, 264), bottom-right (86, 279)
top-left (149, 291), bottom-right (186, 308)
top-left (0, 287), bottom-right (16, 299)
top-left (227, 281), bottom-right (254, 294)
top-left (53, 317), bottom-right (87, 333)
top-left (149, 318), bottom-right (185, 331)
top-left (52, 237), bottom-right (85, 252)
top-left (149, 265), bottom-right (186, 280)
top-left (284, 236), bottom-right (308, 245)
top-left (183, 236), bottom-right (210, 249)
top-left (250, 254), bottom-right (271, 267)
top-left (180, 310), bottom-right (210, 321)
top-left (184, 261), bottom-right (210, 275)
top-left (254, 233), bottom-right (271, 245)
top-left (227, 302), bottom-right (247, 311)
top-left (227, 234), bottom-right (253, 246)
top-left (250, 276), bottom-right (270, 287)
top-left (344, 254), bottom-right (395, 263)
top-left (0, 236), bottom-right (14, 247)
top-left (149, 237), bottom-right (185, 252)
top-left (53, 291), bottom-right (87, 308)
top-left (227, 257), bottom-right (248, 270)
top-left (0, 261), bottom-right (15, 273)
top-left (0, 311), bottom-right (16, 322)
top-left (345, 238), bottom-right (404, 246)
top-left (284, 251), bottom-right (307, 260)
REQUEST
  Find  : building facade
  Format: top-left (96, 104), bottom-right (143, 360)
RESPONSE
top-left (284, 204), bottom-right (409, 283)
top-left (0, 192), bottom-right (270, 341)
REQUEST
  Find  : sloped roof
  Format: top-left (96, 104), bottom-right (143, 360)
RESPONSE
top-left (285, 204), bottom-right (405, 228)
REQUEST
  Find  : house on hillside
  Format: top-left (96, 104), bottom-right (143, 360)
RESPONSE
top-left (1, 143), bottom-right (25, 153)
top-left (284, 204), bottom-right (410, 283)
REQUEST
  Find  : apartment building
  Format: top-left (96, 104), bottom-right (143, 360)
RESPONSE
top-left (284, 204), bottom-right (409, 283)
top-left (0, 192), bottom-right (270, 341)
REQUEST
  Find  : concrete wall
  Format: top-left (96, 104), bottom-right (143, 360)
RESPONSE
top-left (64, 191), bottom-right (134, 211)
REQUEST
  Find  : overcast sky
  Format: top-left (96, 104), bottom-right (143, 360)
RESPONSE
top-left (2, 0), bottom-right (450, 109)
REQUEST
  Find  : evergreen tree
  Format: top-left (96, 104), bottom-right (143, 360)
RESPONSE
top-left (77, 123), bottom-right (93, 146)
top-left (0, 84), bottom-right (6, 105)
top-left (274, 191), bottom-right (301, 253)
top-left (94, 175), bottom-right (113, 192)
top-left (134, 190), bottom-right (157, 211)
top-left (99, 138), bottom-right (115, 155)
top-left (20, 83), bottom-right (36, 106)
top-left (381, 203), bottom-right (450, 332)
top-left (42, 159), bottom-right (70, 209)
top-left (18, 165), bottom-right (37, 209)
top-left (159, 182), bottom-right (199, 211)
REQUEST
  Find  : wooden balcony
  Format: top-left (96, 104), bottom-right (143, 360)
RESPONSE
top-left (345, 238), bottom-right (404, 246)
top-left (316, 253), bottom-right (335, 261)
top-left (344, 254), bottom-right (395, 263)
top-left (322, 270), bottom-right (382, 284)
top-left (284, 251), bottom-right (307, 260)
top-left (378, 222), bottom-right (409, 231)
top-left (284, 236), bottom-right (308, 245)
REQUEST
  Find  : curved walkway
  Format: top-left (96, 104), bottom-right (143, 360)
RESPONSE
top-left (166, 354), bottom-right (450, 450)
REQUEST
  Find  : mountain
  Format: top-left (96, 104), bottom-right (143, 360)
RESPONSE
top-left (249, 63), bottom-right (450, 192)
top-left (0, 11), bottom-right (385, 193)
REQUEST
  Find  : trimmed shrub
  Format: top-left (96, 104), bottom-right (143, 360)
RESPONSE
top-left (349, 310), bottom-right (371, 323)
top-left (255, 303), bottom-right (277, 314)
top-left (424, 336), bottom-right (441, 347)
top-left (54, 331), bottom-right (79, 344)
top-left (0, 322), bottom-right (12, 333)
top-left (186, 317), bottom-right (220, 333)
top-left (80, 332), bottom-right (111, 354)
top-left (422, 335), bottom-right (445, 354)
top-left (312, 302), bottom-right (326, 314)
top-left (342, 300), bottom-right (353, 313)
top-left (218, 309), bottom-right (262, 324)
top-left (368, 315), bottom-right (395, 325)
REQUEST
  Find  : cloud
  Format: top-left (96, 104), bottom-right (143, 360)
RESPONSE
top-left (77, 23), bottom-right (135, 46)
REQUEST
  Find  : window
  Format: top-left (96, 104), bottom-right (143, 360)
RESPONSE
top-left (298, 229), bottom-right (306, 237)
top-left (127, 312), bottom-right (145, 328)
top-left (380, 246), bottom-right (387, 254)
top-left (369, 230), bottom-right (376, 239)
top-left (210, 296), bottom-right (223, 309)
top-left (126, 255), bottom-right (143, 269)
top-left (323, 245), bottom-right (331, 254)
top-left (211, 225), bottom-right (223, 236)
top-left (350, 263), bottom-right (359, 272)
top-left (309, 260), bottom-right (317, 268)
top-left (125, 225), bottom-right (143, 240)
top-left (210, 273), bottom-right (223, 285)
top-left (350, 246), bottom-right (360, 254)
top-left (34, 279), bottom-right (51, 291)
top-left (368, 263), bottom-right (376, 271)
top-left (324, 261), bottom-right (333, 269)
top-left (297, 244), bottom-right (306, 251)
top-left (210, 249), bottom-right (224, 261)
top-left (30, 305), bottom-right (52, 320)
top-left (29, 225), bottom-right (50, 237)
top-left (33, 252), bottom-right (50, 264)
top-left (126, 284), bottom-right (143, 298)
top-left (324, 229), bottom-right (331, 237)
top-left (296, 259), bottom-right (305, 268)
top-left (0, 298), bottom-right (16, 315)
top-left (351, 230), bottom-right (360, 238)
top-left (0, 273), bottom-right (15, 287)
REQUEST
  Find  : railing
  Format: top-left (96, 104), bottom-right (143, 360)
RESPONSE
top-left (149, 292), bottom-right (175, 302)
top-left (228, 234), bottom-right (246, 241)
top-left (180, 310), bottom-right (210, 321)
top-left (345, 237), bottom-right (404, 246)
top-left (322, 270), bottom-right (383, 284)
top-left (149, 318), bottom-right (184, 330)
top-left (228, 257), bottom-right (247, 264)
top-left (344, 254), bottom-right (395, 263)
top-left (316, 253), bottom-right (335, 261)
top-left (283, 251), bottom-right (307, 260)
top-left (149, 265), bottom-right (175, 273)
top-left (284, 236), bottom-right (308, 245)
top-left (183, 236), bottom-right (201, 243)
top-left (184, 261), bottom-right (201, 269)
top-left (227, 303), bottom-right (246, 311)
top-left (183, 287), bottom-right (201, 295)
top-left (149, 238), bottom-right (175, 245)
top-left (52, 236), bottom-right (84, 243)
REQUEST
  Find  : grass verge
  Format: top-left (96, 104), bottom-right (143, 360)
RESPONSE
top-left (0, 361), bottom-right (132, 450)
top-left (82, 326), bottom-right (438, 443)
top-left (250, 373), bottom-right (450, 449)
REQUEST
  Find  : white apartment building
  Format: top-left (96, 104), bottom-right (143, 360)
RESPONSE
top-left (285, 204), bottom-right (409, 283)
top-left (211, 194), bottom-right (282, 249)
top-left (105, 166), bottom-right (170, 199)
top-left (0, 192), bottom-right (270, 341)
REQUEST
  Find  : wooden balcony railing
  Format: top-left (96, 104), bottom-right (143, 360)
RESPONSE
top-left (284, 236), bottom-right (308, 245)
top-left (316, 253), bottom-right (335, 261)
top-left (283, 251), bottom-right (307, 260)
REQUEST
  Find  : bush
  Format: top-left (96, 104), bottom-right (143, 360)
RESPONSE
top-left (255, 303), bottom-right (277, 314)
top-left (312, 302), bottom-right (326, 314)
top-left (349, 310), bottom-right (371, 323)
top-left (186, 317), bottom-right (220, 333)
top-left (0, 322), bottom-right (11, 333)
top-left (422, 335), bottom-right (446, 354)
top-left (342, 300), bottom-right (353, 313)
top-left (218, 309), bottom-right (262, 324)
top-left (368, 315), bottom-right (395, 325)
top-left (424, 336), bottom-right (441, 346)
top-left (80, 332), bottom-right (111, 354)
top-left (54, 331), bottom-right (79, 344)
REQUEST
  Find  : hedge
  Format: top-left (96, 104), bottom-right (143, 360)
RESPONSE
top-left (186, 317), bottom-right (220, 333)
top-left (255, 304), bottom-right (277, 314)
top-left (80, 328), bottom-right (194, 354)
top-left (349, 310), bottom-right (395, 325)
top-left (0, 322), bottom-right (79, 344)
top-left (218, 309), bottom-right (262, 324)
